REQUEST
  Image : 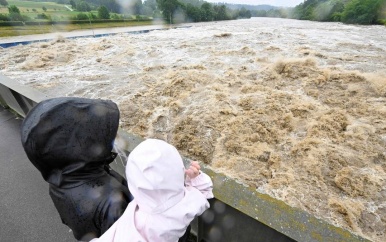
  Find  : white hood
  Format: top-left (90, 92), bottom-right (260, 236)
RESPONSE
top-left (92, 139), bottom-right (213, 242)
top-left (125, 139), bottom-right (185, 214)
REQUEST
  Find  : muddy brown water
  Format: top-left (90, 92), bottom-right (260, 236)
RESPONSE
top-left (1, 17), bottom-right (386, 242)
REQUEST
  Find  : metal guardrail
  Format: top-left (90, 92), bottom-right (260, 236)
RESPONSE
top-left (0, 73), bottom-right (371, 242)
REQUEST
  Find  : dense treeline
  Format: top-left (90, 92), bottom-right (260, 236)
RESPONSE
top-left (251, 0), bottom-right (386, 25)
top-left (0, 0), bottom-right (252, 23)
top-left (292, 0), bottom-right (386, 24)
top-left (155, 0), bottom-right (252, 23)
top-left (251, 9), bottom-right (290, 18)
top-left (67, 0), bottom-right (252, 22)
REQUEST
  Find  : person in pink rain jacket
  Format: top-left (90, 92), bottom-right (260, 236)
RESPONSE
top-left (91, 138), bottom-right (214, 242)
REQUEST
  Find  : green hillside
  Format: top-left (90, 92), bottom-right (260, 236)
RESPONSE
top-left (0, 0), bottom-right (92, 20)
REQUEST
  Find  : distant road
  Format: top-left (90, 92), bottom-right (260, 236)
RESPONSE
top-left (64, 5), bottom-right (73, 11)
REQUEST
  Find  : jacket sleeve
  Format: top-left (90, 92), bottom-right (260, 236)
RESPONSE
top-left (185, 172), bottom-right (214, 199)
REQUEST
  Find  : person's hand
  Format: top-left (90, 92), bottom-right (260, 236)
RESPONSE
top-left (185, 161), bottom-right (201, 179)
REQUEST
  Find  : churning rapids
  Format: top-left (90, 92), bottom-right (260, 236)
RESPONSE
top-left (1, 17), bottom-right (386, 242)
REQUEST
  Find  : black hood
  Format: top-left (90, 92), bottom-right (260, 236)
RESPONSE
top-left (21, 97), bottom-right (120, 187)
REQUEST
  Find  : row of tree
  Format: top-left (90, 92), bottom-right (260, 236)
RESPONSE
top-left (251, 0), bottom-right (386, 25)
top-left (67, 0), bottom-right (252, 21)
top-left (0, 4), bottom-right (112, 21)
top-left (291, 0), bottom-right (386, 24)
top-left (0, 0), bottom-right (253, 23)
top-left (75, 0), bottom-right (252, 23)
top-left (156, 0), bottom-right (251, 23)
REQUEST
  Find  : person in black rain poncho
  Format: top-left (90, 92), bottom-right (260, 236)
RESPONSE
top-left (20, 97), bottom-right (133, 241)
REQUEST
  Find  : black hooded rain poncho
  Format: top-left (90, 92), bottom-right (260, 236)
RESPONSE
top-left (20, 97), bottom-right (133, 241)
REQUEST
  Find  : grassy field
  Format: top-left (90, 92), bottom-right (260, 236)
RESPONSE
top-left (0, 0), bottom-right (73, 19)
top-left (0, 20), bottom-right (155, 37)
top-left (0, 0), bottom-right (157, 37)
top-left (2, 0), bottom-right (68, 10)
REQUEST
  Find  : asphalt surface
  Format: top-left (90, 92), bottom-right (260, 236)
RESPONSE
top-left (0, 106), bottom-right (76, 242)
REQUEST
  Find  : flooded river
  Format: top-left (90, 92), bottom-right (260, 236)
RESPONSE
top-left (1, 17), bottom-right (386, 242)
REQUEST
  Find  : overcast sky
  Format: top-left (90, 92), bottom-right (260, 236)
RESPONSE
top-left (205, 0), bottom-right (304, 7)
